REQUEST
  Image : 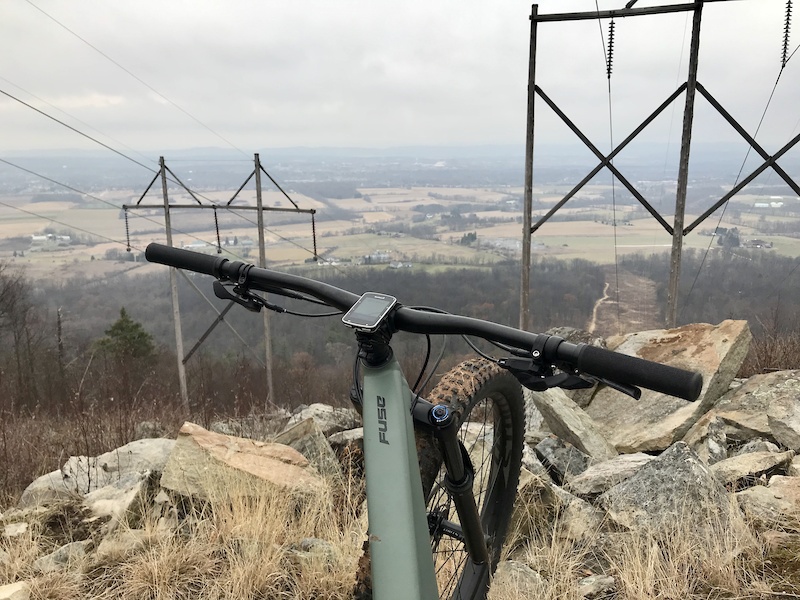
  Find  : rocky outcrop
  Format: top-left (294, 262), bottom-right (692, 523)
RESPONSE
top-left (586, 320), bottom-right (751, 452)
top-left (160, 422), bottom-right (322, 500)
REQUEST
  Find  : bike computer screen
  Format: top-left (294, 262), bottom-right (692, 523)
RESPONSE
top-left (341, 292), bottom-right (398, 331)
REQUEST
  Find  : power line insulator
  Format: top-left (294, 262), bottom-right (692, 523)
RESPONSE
top-left (606, 19), bottom-right (616, 80)
top-left (782, 0), bottom-right (793, 68)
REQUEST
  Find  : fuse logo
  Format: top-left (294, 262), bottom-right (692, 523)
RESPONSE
top-left (376, 395), bottom-right (389, 445)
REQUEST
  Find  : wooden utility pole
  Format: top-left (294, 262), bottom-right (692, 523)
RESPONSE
top-left (521, 4), bottom-right (538, 331)
top-left (160, 156), bottom-right (190, 410)
top-left (667, 1), bottom-right (703, 328)
top-left (254, 154), bottom-right (275, 407)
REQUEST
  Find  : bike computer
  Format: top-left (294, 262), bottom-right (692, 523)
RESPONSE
top-left (342, 292), bottom-right (398, 332)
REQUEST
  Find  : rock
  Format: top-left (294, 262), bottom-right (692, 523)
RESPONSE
top-left (488, 560), bottom-right (547, 598)
top-left (535, 437), bottom-right (592, 484)
top-left (273, 417), bottom-right (343, 480)
top-left (512, 468), bottom-right (605, 545)
top-left (0, 582), bottom-right (30, 600)
top-left (710, 450), bottom-right (794, 489)
top-left (527, 387), bottom-right (617, 462)
top-left (736, 475), bottom-right (800, 532)
top-left (209, 410), bottom-right (291, 441)
top-left (685, 370), bottom-right (800, 450)
top-left (586, 320), bottom-right (751, 453)
top-left (566, 453), bottom-right (655, 498)
top-left (82, 470), bottom-right (157, 527)
top-left (284, 403), bottom-right (360, 437)
top-left (3, 522), bottom-right (29, 538)
top-left (160, 422), bottom-right (322, 501)
top-left (32, 540), bottom-right (90, 573)
top-left (521, 444), bottom-right (550, 479)
top-left (327, 427), bottom-right (364, 452)
top-left (789, 456), bottom-right (800, 477)
top-left (768, 391), bottom-right (800, 451)
top-left (19, 438), bottom-right (175, 507)
top-left (735, 439), bottom-right (781, 456)
top-left (283, 537), bottom-right (338, 569)
top-left (598, 442), bottom-right (742, 532)
top-left (523, 388), bottom-right (546, 432)
top-left (696, 416), bottom-right (728, 465)
top-left (95, 528), bottom-right (151, 560)
top-left (133, 420), bottom-right (170, 440)
top-left (578, 574), bottom-right (616, 598)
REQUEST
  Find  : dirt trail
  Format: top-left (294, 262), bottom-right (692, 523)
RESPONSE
top-left (587, 266), bottom-right (663, 337)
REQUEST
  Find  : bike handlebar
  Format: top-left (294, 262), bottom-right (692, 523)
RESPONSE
top-left (145, 243), bottom-right (703, 402)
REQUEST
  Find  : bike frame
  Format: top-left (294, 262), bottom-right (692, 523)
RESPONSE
top-left (360, 354), bottom-right (440, 599)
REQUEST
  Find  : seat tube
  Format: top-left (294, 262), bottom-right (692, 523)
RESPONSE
top-left (361, 357), bottom-right (439, 600)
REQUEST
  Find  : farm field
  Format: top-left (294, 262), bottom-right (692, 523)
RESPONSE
top-left (1, 184), bottom-right (799, 281)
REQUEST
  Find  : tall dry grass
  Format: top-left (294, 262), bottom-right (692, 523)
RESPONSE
top-left (3, 469), bottom-right (366, 599)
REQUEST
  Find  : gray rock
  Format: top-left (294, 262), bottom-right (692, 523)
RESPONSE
top-left (587, 320), bottom-right (751, 453)
top-left (535, 437), bottom-right (592, 484)
top-left (283, 403), bottom-right (359, 437)
top-left (488, 560), bottom-right (547, 598)
top-left (32, 540), bottom-right (90, 573)
top-left (789, 456), bottom-right (800, 477)
top-left (735, 439), bottom-right (781, 456)
top-left (710, 451), bottom-right (795, 489)
top-left (566, 452), bottom-right (655, 497)
top-left (209, 410), bottom-right (291, 441)
top-left (736, 475), bottom-right (800, 532)
top-left (521, 444), bottom-right (550, 479)
top-left (273, 417), bottom-right (343, 480)
top-left (512, 468), bottom-right (605, 545)
top-left (82, 470), bottom-right (156, 527)
top-left (133, 421), bottom-right (170, 440)
top-left (19, 438), bottom-right (174, 507)
top-left (3, 522), bottom-right (29, 538)
top-left (578, 574), bottom-right (616, 598)
top-left (598, 442), bottom-right (741, 532)
top-left (527, 387), bottom-right (617, 462)
top-left (685, 370), bottom-right (800, 448)
top-left (768, 391), bottom-right (800, 451)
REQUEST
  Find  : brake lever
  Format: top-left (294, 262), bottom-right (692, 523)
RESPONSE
top-left (213, 281), bottom-right (264, 313)
top-left (497, 357), bottom-right (593, 392)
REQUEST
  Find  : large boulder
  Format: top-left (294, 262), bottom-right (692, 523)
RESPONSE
top-left (598, 442), bottom-right (743, 532)
top-left (160, 422), bottom-right (322, 501)
top-left (586, 320), bottom-right (751, 453)
top-left (283, 403), bottom-right (360, 437)
top-left (566, 453), bottom-right (654, 498)
top-left (19, 438), bottom-right (174, 508)
top-left (684, 370), bottom-right (800, 453)
top-left (526, 388), bottom-right (617, 463)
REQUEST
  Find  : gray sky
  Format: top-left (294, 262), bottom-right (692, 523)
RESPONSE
top-left (1, 0), bottom-right (798, 154)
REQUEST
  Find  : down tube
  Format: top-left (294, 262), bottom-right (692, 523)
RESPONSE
top-left (361, 357), bottom-right (439, 600)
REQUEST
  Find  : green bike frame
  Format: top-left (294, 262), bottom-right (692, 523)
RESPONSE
top-left (361, 355), bottom-right (440, 600)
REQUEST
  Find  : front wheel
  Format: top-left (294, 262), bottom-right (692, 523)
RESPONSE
top-left (425, 358), bottom-right (525, 600)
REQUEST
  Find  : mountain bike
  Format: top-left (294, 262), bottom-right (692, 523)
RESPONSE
top-left (145, 242), bottom-right (703, 600)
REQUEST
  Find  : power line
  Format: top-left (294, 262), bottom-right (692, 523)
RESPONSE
top-left (0, 88), bottom-right (155, 172)
top-left (23, 0), bottom-right (250, 158)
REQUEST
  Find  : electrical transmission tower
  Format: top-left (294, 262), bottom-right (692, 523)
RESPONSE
top-left (124, 155), bottom-right (317, 410)
top-left (520, 0), bottom-right (799, 330)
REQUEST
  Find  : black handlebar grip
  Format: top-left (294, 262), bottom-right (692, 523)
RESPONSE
top-left (577, 344), bottom-right (703, 401)
top-left (145, 243), bottom-right (221, 276)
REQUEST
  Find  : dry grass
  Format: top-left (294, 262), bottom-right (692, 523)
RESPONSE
top-left (3, 471), bottom-right (365, 599)
top-left (492, 491), bottom-right (799, 600)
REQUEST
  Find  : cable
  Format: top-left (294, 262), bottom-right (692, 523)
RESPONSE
top-left (23, 0), bottom-right (250, 159)
top-left (0, 88), bottom-right (154, 172)
top-left (681, 70), bottom-right (788, 321)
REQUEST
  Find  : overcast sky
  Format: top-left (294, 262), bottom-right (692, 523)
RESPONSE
top-left (1, 0), bottom-right (798, 156)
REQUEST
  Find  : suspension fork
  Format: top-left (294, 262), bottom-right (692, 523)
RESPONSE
top-left (412, 399), bottom-right (490, 565)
